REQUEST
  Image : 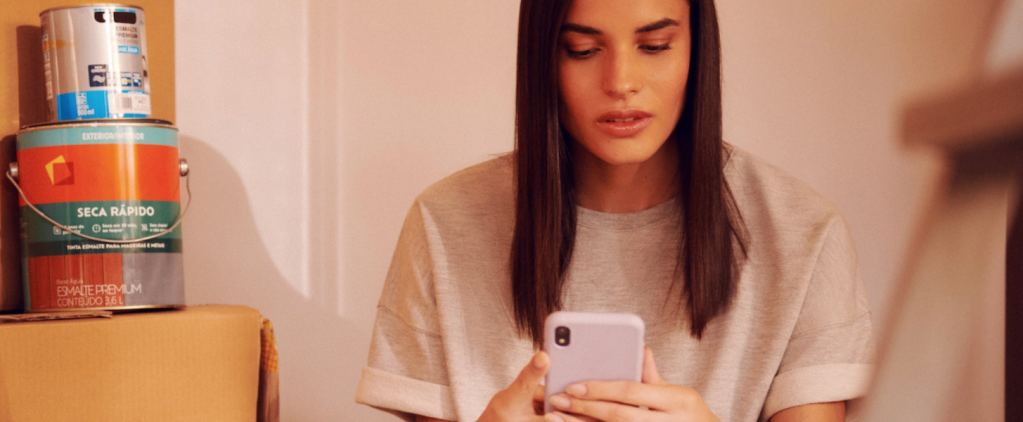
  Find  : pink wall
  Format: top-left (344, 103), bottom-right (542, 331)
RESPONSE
top-left (717, 0), bottom-right (1000, 325)
top-left (175, 0), bottom-right (1000, 420)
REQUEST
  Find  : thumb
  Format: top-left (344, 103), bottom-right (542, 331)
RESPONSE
top-left (511, 351), bottom-right (550, 399)
top-left (641, 346), bottom-right (666, 385)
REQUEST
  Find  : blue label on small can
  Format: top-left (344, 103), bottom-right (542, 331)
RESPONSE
top-left (54, 90), bottom-right (150, 121)
top-left (117, 45), bottom-right (140, 54)
top-left (57, 91), bottom-right (110, 120)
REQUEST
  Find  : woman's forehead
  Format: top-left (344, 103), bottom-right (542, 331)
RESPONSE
top-left (562, 0), bottom-right (689, 31)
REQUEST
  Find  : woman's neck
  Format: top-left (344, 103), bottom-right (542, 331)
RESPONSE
top-left (571, 140), bottom-right (680, 213)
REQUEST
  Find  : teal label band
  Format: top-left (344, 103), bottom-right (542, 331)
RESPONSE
top-left (21, 201), bottom-right (183, 258)
top-left (18, 125), bottom-right (178, 150)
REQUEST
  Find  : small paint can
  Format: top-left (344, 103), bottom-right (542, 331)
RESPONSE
top-left (40, 4), bottom-right (151, 121)
top-left (11, 119), bottom-right (189, 312)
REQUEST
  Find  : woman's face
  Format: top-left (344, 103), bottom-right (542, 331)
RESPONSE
top-left (558, 0), bottom-right (691, 167)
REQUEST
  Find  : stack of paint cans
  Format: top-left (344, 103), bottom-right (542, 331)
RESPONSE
top-left (11, 4), bottom-right (187, 312)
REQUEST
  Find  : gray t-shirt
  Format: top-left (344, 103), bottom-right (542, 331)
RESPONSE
top-left (356, 147), bottom-right (874, 422)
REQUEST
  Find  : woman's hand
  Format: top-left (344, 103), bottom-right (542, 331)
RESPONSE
top-left (546, 347), bottom-right (720, 422)
top-left (475, 351), bottom-right (552, 422)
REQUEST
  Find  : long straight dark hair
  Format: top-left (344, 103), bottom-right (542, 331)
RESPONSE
top-left (511, 0), bottom-right (748, 348)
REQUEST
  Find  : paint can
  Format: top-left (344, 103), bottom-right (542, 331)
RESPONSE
top-left (10, 119), bottom-right (189, 312)
top-left (40, 4), bottom-right (151, 121)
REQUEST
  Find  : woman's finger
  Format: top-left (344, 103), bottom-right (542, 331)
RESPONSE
top-left (564, 379), bottom-right (683, 411)
top-left (533, 384), bottom-right (546, 414)
top-left (549, 394), bottom-right (647, 422)
top-left (545, 411), bottom-right (599, 422)
top-left (478, 353), bottom-right (551, 422)
top-left (534, 384), bottom-right (546, 403)
top-left (558, 347), bottom-right (691, 411)
top-left (641, 346), bottom-right (667, 385)
top-left (512, 351), bottom-right (550, 401)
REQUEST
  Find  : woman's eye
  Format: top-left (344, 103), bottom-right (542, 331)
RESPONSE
top-left (640, 44), bottom-right (671, 54)
top-left (566, 48), bottom-right (598, 59)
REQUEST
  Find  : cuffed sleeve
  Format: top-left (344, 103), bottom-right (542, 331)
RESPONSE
top-left (356, 367), bottom-right (457, 421)
top-left (356, 203), bottom-right (456, 420)
top-left (762, 363), bottom-right (872, 419)
top-left (762, 217), bottom-right (876, 420)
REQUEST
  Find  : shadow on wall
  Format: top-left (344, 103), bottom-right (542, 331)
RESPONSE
top-left (178, 136), bottom-right (376, 420)
top-left (16, 25), bottom-right (47, 128)
top-left (0, 136), bottom-right (22, 312)
top-left (1, 26), bottom-right (49, 311)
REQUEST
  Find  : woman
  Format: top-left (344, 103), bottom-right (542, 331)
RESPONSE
top-left (356, 0), bottom-right (874, 421)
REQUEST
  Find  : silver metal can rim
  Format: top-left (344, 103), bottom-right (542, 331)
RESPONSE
top-left (26, 304), bottom-right (184, 313)
top-left (40, 3), bottom-right (146, 16)
top-left (18, 118), bottom-right (177, 134)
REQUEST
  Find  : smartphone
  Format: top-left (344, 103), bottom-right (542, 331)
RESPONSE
top-left (543, 311), bottom-right (645, 414)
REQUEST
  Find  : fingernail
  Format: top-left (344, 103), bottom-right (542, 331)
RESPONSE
top-left (549, 395), bottom-right (570, 409)
top-left (566, 383), bottom-right (586, 396)
top-left (545, 414), bottom-right (564, 422)
top-left (533, 352), bottom-right (548, 369)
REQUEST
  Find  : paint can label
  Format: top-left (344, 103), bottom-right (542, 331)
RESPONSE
top-left (16, 123), bottom-right (184, 311)
top-left (55, 90), bottom-right (151, 121)
top-left (41, 5), bottom-right (152, 121)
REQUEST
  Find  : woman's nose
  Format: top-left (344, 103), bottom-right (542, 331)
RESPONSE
top-left (603, 49), bottom-right (643, 98)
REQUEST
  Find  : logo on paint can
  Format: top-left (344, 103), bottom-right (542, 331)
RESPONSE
top-left (45, 155), bottom-right (75, 186)
top-left (88, 64), bottom-right (109, 87)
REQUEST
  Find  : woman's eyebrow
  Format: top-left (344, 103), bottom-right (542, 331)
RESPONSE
top-left (561, 23), bottom-right (601, 35)
top-left (636, 18), bottom-right (680, 33)
top-left (560, 18), bottom-right (680, 35)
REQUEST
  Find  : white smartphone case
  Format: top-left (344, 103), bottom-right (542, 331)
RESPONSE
top-left (543, 311), bottom-right (645, 414)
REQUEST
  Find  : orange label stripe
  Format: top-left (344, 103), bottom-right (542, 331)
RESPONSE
top-left (27, 254), bottom-right (126, 310)
top-left (17, 144), bottom-right (181, 205)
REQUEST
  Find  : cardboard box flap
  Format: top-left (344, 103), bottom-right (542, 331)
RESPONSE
top-left (0, 305), bottom-right (261, 422)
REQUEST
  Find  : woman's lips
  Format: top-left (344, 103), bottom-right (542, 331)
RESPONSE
top-left (595, 110), bottom-right (653, 138)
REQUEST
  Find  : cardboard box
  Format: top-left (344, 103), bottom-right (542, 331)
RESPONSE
top-left (0, 0), bottom-right (177, 312)
top-left (0, 305), bottom-right (261, 422)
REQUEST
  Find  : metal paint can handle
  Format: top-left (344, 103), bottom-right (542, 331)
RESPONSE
top-left (6, 159), bottom-right (192, 244)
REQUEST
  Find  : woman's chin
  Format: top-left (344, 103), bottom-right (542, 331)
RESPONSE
top-left (582, 142), bottom-right (670, 168)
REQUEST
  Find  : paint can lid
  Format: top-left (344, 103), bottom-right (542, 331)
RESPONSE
top-left (40, 4), bottom-right (145, 16)
top-left (18, 118), bottom-right (176, 134)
